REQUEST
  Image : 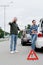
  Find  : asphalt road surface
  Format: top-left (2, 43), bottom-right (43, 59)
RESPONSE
top-left (0, 38), bottom-right (43, 65)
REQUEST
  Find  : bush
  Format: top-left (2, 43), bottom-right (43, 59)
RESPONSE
top-left (0, 28), bottom-right (4, 38)
top-left (0, 28), bottom-right (10, 38)
top-left (18, 31), bottom-right (23, 38)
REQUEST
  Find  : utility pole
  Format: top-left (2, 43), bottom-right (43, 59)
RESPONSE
top-left (0, 1), bottom-right (13, 37)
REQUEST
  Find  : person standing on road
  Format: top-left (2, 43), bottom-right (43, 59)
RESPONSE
top-left (9, 17), bottom-right (20, 53)
top-left (30, 20), bottom-right (38, 51)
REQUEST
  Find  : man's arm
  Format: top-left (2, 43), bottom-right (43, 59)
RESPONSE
top-left (17, 26), bottom-right (20, 30)
top-left (30, 26), bottom-right (32, 35)
top-left (32, 25), bottom-right (38, 34)
top-left (17, 24), bottom-right (20, 30)
top-left (9, 22), bottom-right (13, 26)
top-left (30, 25), bottom-right (38, 34)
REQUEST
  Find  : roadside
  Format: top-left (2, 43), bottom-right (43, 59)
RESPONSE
top-left (0, 38), bottom-right (9, 42)
top-left (0, 39), bottom-right (43, 65)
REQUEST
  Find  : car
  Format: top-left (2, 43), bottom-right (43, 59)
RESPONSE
top-left (21, 29), bottom-right (31, 46)
top-left (35, 18), bottom-right (43, 52)
top-left (35, 33), bottom-right (43, 52)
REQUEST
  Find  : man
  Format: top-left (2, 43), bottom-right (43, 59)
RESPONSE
top-left (9, 17), bottom-right (20, 53)
top-left (30, 20), bottom-right (38, 50)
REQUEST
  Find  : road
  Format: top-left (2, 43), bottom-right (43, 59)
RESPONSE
top-left (0, 38), bottom-right (43, 65)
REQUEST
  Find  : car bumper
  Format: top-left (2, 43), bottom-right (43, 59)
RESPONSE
top-left (35, 47), bottom-right (43, 52)
top-left (22, 39), bottom-right (31, 43)
top-left (36, 37), bottom-right (43, 48)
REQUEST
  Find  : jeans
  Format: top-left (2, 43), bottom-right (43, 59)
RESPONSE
top-left (31, 34), bottom-right (37, 50)
top-left (10, 34), bottom-right (18, 51)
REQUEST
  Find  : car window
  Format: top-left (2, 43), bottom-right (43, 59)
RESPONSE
top-left (41, 21), bottom-right (43, 28)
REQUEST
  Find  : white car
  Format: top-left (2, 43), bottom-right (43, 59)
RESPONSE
top-left (36, 38), bottom-right (43, 49)
top-left (36, 33), bottom-right (43, 50)
top-left (35, 18), bottom-right (43, 52)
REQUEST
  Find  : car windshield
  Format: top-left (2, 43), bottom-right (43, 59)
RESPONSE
top-left (41, 21), bottom-right (43, 28)
top-left (26, 30), bottom-right (30, 34)
top-left (42, 21), bottom-right (43, 23)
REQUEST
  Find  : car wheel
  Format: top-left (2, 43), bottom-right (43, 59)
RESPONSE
top-left (21, 40), bottom-right (26, 46)
top-left (35, 47), bottom-right (41, 52)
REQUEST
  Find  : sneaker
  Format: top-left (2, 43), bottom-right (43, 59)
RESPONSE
top-left (15, 50), bottom-right (19, 53)
top-left (10, 51), bottom-right (14, 54)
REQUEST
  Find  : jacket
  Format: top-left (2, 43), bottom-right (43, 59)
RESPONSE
top-left (9, 22), bottom-right (20, 35)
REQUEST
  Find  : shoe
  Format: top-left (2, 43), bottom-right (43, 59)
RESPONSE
top-left (10, 51), bottom-right (14, 54)
top-left (15, 50), bottom-right (19, 53)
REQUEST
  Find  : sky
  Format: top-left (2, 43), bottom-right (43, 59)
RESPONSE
top-left (0, 0), bottom-right (43, 32)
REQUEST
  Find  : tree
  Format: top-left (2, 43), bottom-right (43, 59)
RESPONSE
top-left (0, 27), bottom-right (10, 38)
top-left (27, 24), bottom-right (31, 29)
top-left (0, 28), bottom-right (4, 38)
top-left (18, 31), bottom-right (23, 38)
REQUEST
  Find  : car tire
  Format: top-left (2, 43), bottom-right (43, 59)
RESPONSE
top-left (21, 40), bottom-right (26, 46)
